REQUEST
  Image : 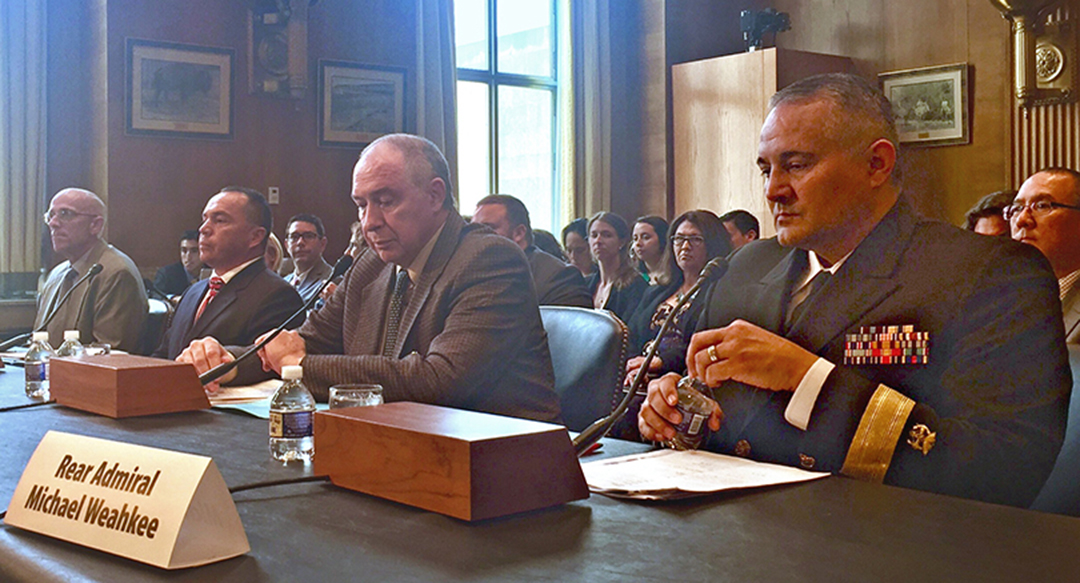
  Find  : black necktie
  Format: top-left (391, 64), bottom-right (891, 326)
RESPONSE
top-left (786, 270), bottom-right (831, 332)
top-left (47, 267), bottom-right (78, 316)
top-left (382, 270), bottom-right (410, 357)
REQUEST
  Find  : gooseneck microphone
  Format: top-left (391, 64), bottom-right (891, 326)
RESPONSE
top-left (0, 264), bottom-right (103, 352)
top-left (572, 256), bottom-right (729, 456)
top-left (199, 255), bottom-right (354, 385)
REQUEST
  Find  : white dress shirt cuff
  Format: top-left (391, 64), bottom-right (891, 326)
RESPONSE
top-left (784, 357), bottom-right (836, 430)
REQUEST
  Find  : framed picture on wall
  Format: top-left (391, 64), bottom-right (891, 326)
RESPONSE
top-left (318, 60), bottom-right (406, 148)
top-left (126, 39), bottom-right (234, 140)
top-left (879, 63), bottom-right (970, 147)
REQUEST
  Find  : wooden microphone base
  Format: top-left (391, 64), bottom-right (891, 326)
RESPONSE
top-left (313, 402), bottom-right (589, 521)
top-left (50, 355), bottom-right (210, 418)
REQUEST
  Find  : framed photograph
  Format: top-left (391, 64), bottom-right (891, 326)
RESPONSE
top-left (879, 63), bottom-right (969, 147)
top-left (319, 60), bottom-right (406, 148)
top-left (126, 39), bottom-right (234, 140)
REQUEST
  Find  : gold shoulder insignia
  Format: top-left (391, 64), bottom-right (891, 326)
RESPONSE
top-left (907, 424), bottom-right (936, 455)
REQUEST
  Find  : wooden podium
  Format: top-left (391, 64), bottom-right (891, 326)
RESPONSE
top-left (314, 402), bottom-right (590, 521)
top-left (50, 354), bottom-right (210, 418)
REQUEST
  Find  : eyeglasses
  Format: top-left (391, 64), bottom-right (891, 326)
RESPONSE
top-left (672, 235), bottom-right (706, 247)
top-left (286, 232), bottom-right (320, 243)
top-left (43, 208), bottom-right (100, 224)
top-left (1004, 200), bottom-right (1080, 221)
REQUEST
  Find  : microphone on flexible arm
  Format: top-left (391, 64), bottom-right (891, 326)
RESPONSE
top-left (572, 256), bottom-right (729, 456)
top-left (0, 264), bottom-right (104, 352)
top-left (199, 254), bottom-right (354, 386)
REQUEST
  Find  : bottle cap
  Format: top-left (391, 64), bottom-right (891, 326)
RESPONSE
top-left (32, 331), bottom-right (49, 343)
top-left (281, 365), bottom-right (303, 380)
top-left (64, 330), bottom-right (80, 341)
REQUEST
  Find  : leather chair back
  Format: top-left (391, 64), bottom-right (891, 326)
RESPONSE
top-left (540, 306), bottom-right (628, 431)
top-left (136, 297), bottom-right (173, 356)
top-left (1032, 344), bottom-right (1080, 515)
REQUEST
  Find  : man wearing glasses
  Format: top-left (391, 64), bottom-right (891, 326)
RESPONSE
top-left (284, 214), bottom-right (333, 304)
top-left (1008, 167), bottom-right (1080, 343)
top-left (36, 188), bottom-right (147, 352)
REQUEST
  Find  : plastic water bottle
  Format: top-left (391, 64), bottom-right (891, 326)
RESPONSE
top-left (55, 330), bottom-right (85, 358)
top-left (269, 365), bottom-right (315, 462)
top-left (25, 331), bottom-right (54, 400)
top-left (666, 376), bottom-right (715, 451)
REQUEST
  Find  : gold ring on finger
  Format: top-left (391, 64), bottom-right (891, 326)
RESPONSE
top-left (707, 344), bottom-right (719, 363)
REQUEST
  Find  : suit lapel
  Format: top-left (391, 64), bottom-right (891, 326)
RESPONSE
top-left (1063, 282), bottom-right (1080, 340)
top-left (389, 214), bottom-right (464, 358)
top-left (785, 200), bottom-right (912, 354)
top-left (187, 261), bottom-right (262, 340)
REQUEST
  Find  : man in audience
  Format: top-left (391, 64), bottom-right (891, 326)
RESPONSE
top-left (155, 187), bottom-right (303, 360)
top-left (472, 194), bottom-right (591, 308)
top-left (964, 190), bottom-right (1014, 236)
top-left (639, 73), bottom-right (1069, 508)
top-left (284, 213), bottom-right (333, 303)
top-left (154, 230), bottom-right (201, 296)
top-left (719, 209), bottom-right (760, 250)
top-left (1008, 167), bottom-right (1080, 342)
top-left (179, 135), bottom-right (561, 422)
top-left (562, 218), bottom-right (594, 276)
top-left (36, 188), bottom-right (147, 352)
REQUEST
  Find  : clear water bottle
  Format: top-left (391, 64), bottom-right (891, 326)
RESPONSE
top-left (25, 331), bottom-right (54, 400)
top-left (269, 365), bottom-right (315, 463)
top-left (666, 376), bottom-right (715, 451)
top-left (55, 330), bottom-right (85, 357)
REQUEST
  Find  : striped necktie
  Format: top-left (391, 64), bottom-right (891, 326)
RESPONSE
top-left (382, 270), bottom-right (410, 357)
top-left (194, 276), bottom-right (225, 324)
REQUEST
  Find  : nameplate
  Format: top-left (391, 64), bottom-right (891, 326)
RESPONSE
top-left (3, 431), bottom-right (249, 569)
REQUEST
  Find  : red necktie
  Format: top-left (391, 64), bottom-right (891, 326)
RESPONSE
top-left (194, 276), bottom-right (224, 324)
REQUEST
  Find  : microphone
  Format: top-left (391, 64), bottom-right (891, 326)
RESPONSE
top-left (0, 264), bottom-right (103, 352)
top-left (199, 254), bottom-right (353, 385)
top-left (572, 256), bottom-right (729, 455)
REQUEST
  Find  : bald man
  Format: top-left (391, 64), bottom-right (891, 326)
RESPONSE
top-left (36, 188), bottom-right (148, 352)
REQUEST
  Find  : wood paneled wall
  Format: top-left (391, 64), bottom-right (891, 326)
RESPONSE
top-left (1013, 4), bottom-right (1080, 186)
top-left (46, 0), bottom-right (417, 274)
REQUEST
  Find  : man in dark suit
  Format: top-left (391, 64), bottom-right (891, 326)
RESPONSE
top-left (472, 194), bottom-right (591, 308)
top-left (1007, 168), bottom-right (1080, 343)
top-left (180, 136), bottom-right (560, 422)
top-left (639, 73), bottom-right (1070, 508)
top-left (156, 187), bottom-right (302, 362)
top-left (153, 230), bottom-right (201, 297)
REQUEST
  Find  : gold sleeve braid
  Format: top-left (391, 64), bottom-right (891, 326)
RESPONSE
top-left (840, 385), bottom-right (915, 483)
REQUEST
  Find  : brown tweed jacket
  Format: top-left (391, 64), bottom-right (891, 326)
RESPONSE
top-left (287, 213), bottom-right (561, 423)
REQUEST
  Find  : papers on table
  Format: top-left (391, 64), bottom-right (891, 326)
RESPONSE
top-left (208, 379), bottom-right (282, 405)
top-left (582, 448), bottom-right (829, 500)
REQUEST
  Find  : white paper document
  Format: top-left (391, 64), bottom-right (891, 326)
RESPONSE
top-left (207, 380), bottom-right (282, 406)
top-left (582, 448), bottom-right (829, 500)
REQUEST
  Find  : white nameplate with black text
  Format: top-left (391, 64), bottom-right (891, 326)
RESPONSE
top-left (3, 431), bottom-right (249, 569)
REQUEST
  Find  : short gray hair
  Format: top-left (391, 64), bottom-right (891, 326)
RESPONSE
top-left (361, 134), bottom-right (455, 209)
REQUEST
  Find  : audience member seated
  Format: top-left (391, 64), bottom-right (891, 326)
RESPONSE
top-left (585, 212), bottom-right (647, 324)
top-left (178, 135), bottom-right (561, 423)
top-left (36, 188), bottom-right (147, 352)
top-left (612, 210), bottom-right (732, 440)
top-left (472, 194), bottom-right (591, 308)
top-left (284, 213), bottom-right (333, 303)
top-left (1007, 168), bottom-right (1080, 343)
top-left (719, 209), bottom-right (760, 250)
top-left (154, 187), bottom-right (303, 361)
top-left (561, 218), bottom-right (595, 277)
top-left (965, 190), bottom-right (1015, 236)
top-left (639, 73), bottom-right (1069, 508)
top-left (154, 229), bottom-right (201, 297)
top-left (632, 215), bottom-right (669, 284)
top-left (532, 228), bottom-right (563, 259)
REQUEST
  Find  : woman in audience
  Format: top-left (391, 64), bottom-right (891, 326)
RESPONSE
top-left (586, 212), bottom-right (647, 323)
top-left (632, 215), bottom-right (669, 285)
top-left (562, 217), bottom-right (595, 276)
top-left (614, 210), bottom-right (732, 440)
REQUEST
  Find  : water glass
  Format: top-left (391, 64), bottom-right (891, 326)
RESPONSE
top-left (329, 384), bottom-right (384, 409)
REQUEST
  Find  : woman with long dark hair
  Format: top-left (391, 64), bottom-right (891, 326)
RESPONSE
top-left (585, 212), bottom-right (647, 324)
top-left (614, 210), bottom-right (732, 440)
top-left (632, 215), bottom-right (669, 285)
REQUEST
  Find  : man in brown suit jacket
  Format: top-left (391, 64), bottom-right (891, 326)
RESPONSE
top-left (181, 134), bottom-right (561, 423)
